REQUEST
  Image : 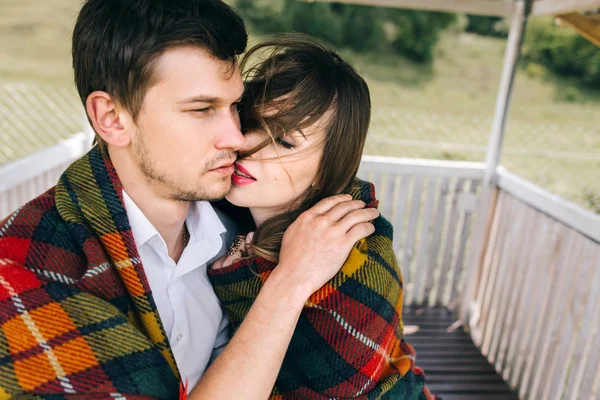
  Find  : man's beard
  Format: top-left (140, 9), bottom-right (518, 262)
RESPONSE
top-left (134, 135), bottom-right (234, 202)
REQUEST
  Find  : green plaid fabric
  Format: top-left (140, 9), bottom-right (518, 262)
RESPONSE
top-left (0, 147), bottom-right (180, 398)
top-left (208, 179), bottom-right (435, 400)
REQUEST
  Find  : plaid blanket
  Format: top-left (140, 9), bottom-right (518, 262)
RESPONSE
top-left (0, 147), bottom-right (180, 399)
top-left (208, 180), bottom-right (435, 400)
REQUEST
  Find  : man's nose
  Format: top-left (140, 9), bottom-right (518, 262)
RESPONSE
top-left (215, 109), bottom-right (244, 151)
top-left (239, 130), bottom-right (262, 156)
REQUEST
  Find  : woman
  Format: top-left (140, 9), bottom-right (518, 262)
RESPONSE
top-left (208, 35), bottom-right (433, 400)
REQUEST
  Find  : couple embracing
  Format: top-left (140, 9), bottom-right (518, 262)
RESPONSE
top-left (0, 0), bottom-right (433, 399)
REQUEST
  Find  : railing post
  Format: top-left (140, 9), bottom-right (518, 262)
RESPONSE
top-left (459, 0), bottom-right (531, 329)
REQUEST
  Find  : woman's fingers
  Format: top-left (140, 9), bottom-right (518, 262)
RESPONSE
top-left (303, 194), bottom-right (353, 216)
top-left (325, 199), bottom-right (369, 223)
top-left (246, 232), bottom-right (255, 257)
top-left (278, 193), bottom-right (381, 298)
top-left (346, 221), bottom-right (376, 244)
top-left (212, 232), bottom-right (255, 270)
top-left (337, 207), bottom-right (379, 234)
top-left (228, 235), bottom-right (246, 257)
top-left (228, 243), bottom-right (246, 264)
top-left (214, 235), bottom-right (247, 269)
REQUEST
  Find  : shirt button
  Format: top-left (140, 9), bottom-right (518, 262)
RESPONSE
top-left (176, 334), bottom-right (183, 342)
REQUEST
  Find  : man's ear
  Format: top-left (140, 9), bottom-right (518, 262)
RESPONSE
top-left (86, 91), bottom-right (133, 148)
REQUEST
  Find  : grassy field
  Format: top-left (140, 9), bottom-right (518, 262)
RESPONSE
top-left (1, 0), bottom-right (599, 211)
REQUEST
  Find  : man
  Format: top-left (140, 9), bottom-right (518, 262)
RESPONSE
top-left (0, 0), bottom-right (378, 398)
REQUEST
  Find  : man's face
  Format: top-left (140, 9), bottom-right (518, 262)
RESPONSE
top-left (129, 46), bottom-right (244, 202)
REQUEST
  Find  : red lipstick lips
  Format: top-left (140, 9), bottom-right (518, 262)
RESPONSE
top-left (232, 162), bottom-right (257, 186)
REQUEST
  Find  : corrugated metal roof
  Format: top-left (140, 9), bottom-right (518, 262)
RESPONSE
top-left (0, 81), bottom-right (83, 165)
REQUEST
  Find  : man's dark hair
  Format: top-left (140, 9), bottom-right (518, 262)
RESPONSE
top-left (73, 0), bottom-right (247, 150)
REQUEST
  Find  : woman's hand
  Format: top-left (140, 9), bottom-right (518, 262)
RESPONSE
top-left (276, 194), bottom-right (379, 299)
top-left (212, 233), bottom-right (255, 270)
top-left (194, 196), bottom-right (377, 400)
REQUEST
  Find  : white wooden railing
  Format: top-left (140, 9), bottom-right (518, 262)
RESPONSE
top-left (0, 132), bottom-right (91, 217)
top-left (469, 168), bottom-right (600, 400)
top-left (358, 156), bottom-right (485, 307)
top-left (0, 82), bottom-right (84, 165)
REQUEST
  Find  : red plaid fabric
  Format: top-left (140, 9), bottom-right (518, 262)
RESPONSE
top-left (209, 180), bottom-right (436, 399)
top-left (0, 148), bottom-right (180, 398)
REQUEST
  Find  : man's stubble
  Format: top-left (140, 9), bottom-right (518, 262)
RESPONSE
top-left (134, 132), bottom-right (235, 203)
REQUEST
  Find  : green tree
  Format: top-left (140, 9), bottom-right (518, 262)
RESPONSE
top-left (282, 0), bottom-right (344, 46)
top-left (523, 17), bottom-right (600, 88)
top-left (236, 0), bottom-right (290, 33)
top-left (466, 15), bottom-right (508, 37)
top-left (388, 10), bottom-right (456, 63)
top-left (232, 1), bottom-right (457, 64)
top-left (339, 5), bottom-right (387, 52)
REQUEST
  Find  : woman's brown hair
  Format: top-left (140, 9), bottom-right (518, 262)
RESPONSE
top-left (239, 33), bottom-right (371, 262)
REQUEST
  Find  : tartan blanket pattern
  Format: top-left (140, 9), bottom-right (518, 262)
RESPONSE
top-left (0, 147), bottom-right (180, 399)
top-left (208, 180), bottom-right (434, 400)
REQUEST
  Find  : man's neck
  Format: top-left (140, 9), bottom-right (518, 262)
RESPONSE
top-left (110, 148), bottom-right (190, 261)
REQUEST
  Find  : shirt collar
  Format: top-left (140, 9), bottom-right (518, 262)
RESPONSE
top-left (122, 190), bottom-right (227, 252)
top-left (122, 190), bottom-right (159, 248)
top-left (187, 200), bottom-right (227, 245)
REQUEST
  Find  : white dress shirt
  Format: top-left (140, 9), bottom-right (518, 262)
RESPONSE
top-left (122, 191), bottom-right (237, 390)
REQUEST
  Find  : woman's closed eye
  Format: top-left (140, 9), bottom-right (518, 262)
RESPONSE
top-left (276, 137), bottom-right (294, 149)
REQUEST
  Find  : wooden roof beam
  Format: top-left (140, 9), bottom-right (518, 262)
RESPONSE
top-left (301, 0), bottom-right (600, 17)
top-left (299, 0), bottom-right (516, 17)
top-left (557, 12), bottom-right (600, 47)
top-left (530, 0), bottom-right (600, 16)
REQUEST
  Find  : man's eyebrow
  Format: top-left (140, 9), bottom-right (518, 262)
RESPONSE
top-left (177, 93), bottom-right (244, 105)
top-left (177, 95), bottom-right (222, 105)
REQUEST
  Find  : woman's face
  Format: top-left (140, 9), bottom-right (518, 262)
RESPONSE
top-left (225, 114), bottom-right (329, 224)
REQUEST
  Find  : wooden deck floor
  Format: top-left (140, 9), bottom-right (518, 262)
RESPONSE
top-left (403, 307), bottom-right (519, 400)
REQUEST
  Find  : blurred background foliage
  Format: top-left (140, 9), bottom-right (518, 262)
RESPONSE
top-left (235, 0), bottom-right (600, 87)
top-left (1, 0), bottom-right (598, 211)
top-left (223, 1), bottom-right (600, 212)
top-left (237, 0), bottom-right (458, 62)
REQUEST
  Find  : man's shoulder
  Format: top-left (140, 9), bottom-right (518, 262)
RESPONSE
top-left (0, 187), bottom-right (64, 262)
top-left (1, 188), bottom-right (59, 235)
